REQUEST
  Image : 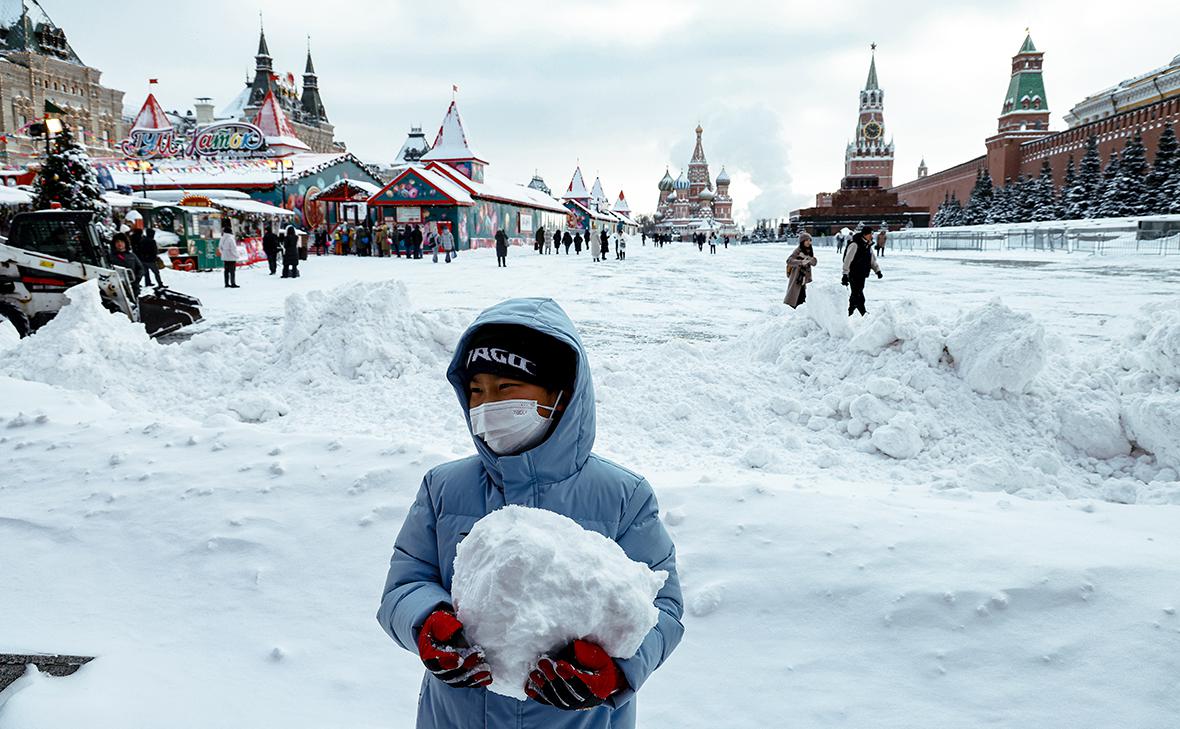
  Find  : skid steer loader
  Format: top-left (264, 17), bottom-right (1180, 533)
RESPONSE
top-left (0, 210), bottom-right (202, 339)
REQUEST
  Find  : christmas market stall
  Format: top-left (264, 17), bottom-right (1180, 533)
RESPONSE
top-left (96, 91), bottom-right (381, 235)
top-left (367, 101), bottom-right (568, 250)
top-left (145, 192), bottom-right (295, 271)
top-left (310, 179), bottom-right (382, 231)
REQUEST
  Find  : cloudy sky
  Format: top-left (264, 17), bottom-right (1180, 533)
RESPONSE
top-left (52, 0), bottom-right (1179, 223)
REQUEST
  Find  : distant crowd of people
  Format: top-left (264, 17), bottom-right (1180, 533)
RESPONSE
top-left (307, 222), bottom-right (457, 262)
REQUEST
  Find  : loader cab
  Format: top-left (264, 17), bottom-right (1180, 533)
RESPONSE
top-left (7, 211), bottom-right (107, 267)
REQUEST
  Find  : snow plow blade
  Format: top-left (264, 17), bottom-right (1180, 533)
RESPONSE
top-left (139, 288), bottom-right (203, 338)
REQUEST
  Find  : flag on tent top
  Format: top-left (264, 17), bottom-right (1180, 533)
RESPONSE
top-left (130, 93), bottom-right (172, 132)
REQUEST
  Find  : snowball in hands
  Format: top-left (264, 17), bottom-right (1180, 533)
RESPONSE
top-left (451, 505), bottom-right (668, 700)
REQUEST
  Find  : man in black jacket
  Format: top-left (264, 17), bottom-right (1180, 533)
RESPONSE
top-left (281, 226), bottom-right (301, 278)
top-left (562, 230), bottom-right (572, 254)
top-left (599, 229), bottom-right (609, 262)
top-left (841, 224), bottom-right (883, 316)
top-left (132, 228), bottom-right (163, 288)
top-left (494, 229), bottom-right (509, 267)
top-left (263, 225), bottom-right (280, 275)
top-left (534, 226), bottom-right (545, 254)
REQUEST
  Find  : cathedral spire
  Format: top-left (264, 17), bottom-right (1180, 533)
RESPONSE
top-left (865, 43), bottom-right (879, 91)
top-left (301, 37), bottom-right (327, 122)
top-left (257, 15), bottom-right (270, 58)
top-left (691, 124), bottom-right (707, 164)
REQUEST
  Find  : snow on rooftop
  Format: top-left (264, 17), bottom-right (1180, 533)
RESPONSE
top-left (591, 176), bottom-right (607, 203)
top-left (130, 93), bottom-right (172, 132)
top-left (420, 101), bottom-right (482, 162)
top-left (253, 91), bottom-right (310, 154)
top-left (218, 85), bottom-right (252, 121)
top-left (563, 166), bottom-right (590, 200)
top-left (427, 162), bottom-right (565, 214)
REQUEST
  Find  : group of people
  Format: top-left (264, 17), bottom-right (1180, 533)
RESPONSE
top-left (526, 227), bottom-right (628, 262)
top-left (217, 221), bottom-right (302, 288)
top-left (690, 230), bottom-right (730, 253)
top-left (311, 222), bottom-right (456, 262)
top-left (784, 222), bottom-right (884, 315)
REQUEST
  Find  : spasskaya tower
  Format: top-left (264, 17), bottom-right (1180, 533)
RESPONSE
top-left (844, 44), bottom-right (895, 188)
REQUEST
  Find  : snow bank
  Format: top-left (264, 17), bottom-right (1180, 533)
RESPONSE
top-left (0, 279), bottom-right (463, 434)
top-left (451, 506), bottom-right (667, 700)
top-left (945, 300), bottom-right (1045, 397)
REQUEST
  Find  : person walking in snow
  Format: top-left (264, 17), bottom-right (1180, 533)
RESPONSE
top-left (377, 299), bottom-right (683, 727)
top-left (708, 233), bottom-right (716, 255)
top-left (875, 227), bottom-right (887, 257)
top-left (262, 225), bottom-right (280, 275)
top-left (841, 224), bottom-right (882, 316)
top-left (616, 234), bottom-right (626, 261)
top-left (219, 220), bottom-right (240, 288)
top-left (641, 232), bottom-right (647, 246)
top-left (600, 229), bottom-right (610, 261)
top-left (549, 229), bottom-right (558, 255)
top-left (562, 230), bottom-right (572, 254)
top-left (784, 232), bottom-right (817, 309)
top-left (574, 232), bottom-right (583, 255)
top-left (439, 226), bottom-right (455, 263)
top-left (591, 233), bottom-right (601, 262)
top-left (281, 225), bottom-right (300, 278)
top-left (495, 228), bottom-right (509, 267)
top-left (535, 226), bottom-right (546, 254)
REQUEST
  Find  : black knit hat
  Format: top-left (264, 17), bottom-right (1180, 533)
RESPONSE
top-left (462, 324), bottom-right (576, 392)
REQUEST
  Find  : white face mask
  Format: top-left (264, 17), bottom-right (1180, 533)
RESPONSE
top-left (469, 393), bottom-right (563, 456)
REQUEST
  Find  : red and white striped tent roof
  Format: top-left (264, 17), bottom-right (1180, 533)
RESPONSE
top-left (252, 90), bottom-right (310, 155)
top-left (130, 93), bottom-right (172, 132)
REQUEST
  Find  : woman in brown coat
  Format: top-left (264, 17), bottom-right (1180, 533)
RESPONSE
top-left (784, 232), bottom-right (817, 308)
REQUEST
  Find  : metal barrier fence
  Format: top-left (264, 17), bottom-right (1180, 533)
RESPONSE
top-left (885, 226), bottom-right (1180, 256)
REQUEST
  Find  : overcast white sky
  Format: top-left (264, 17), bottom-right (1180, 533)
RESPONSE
top-left (51, 0), bottom-right (1180, 223)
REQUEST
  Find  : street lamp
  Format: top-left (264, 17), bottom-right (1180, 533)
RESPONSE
top-left (130, 160), bottom-right (153, 198)
top-left (28, 116), bottom-right (64, 158)
top-left (267, 158), bottom-right (295, 210)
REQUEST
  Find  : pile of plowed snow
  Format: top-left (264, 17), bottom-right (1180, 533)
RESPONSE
top-left (2, 280), bottom-right (1177, 504)
top-left (594, 283), bottom-right (1179, 504)
top-left (0, 280), bottom-right (466, 437)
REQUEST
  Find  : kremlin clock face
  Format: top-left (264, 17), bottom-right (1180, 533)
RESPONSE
top-left (863, 121), bottom-right (883, 140)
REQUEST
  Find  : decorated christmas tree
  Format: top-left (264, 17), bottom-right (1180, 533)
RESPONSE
top-left (32, 124), bottom-right (112, 227)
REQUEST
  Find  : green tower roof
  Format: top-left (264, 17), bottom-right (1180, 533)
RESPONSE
top-left (865, 45), bottom-right (879, 90)
top-left (1019, 33), bottom-right (1037, 54)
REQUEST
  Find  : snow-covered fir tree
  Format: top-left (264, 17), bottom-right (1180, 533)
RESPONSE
top-left (1096, 147), bottom-right (1134, 219)
top-left (962, 168), bottom-right (994, 225)
top-left (1059, 156), bottom-right (1083, 220)
top-left (32, 124), bottom-right (112, 229)
top-left (1013, 174), bottom-right (1037, 223)
top-left (1118, 133), bottom-right (1150, 215)
top-left (987, 179), bottom-right (1017, 225)
top-left (1067, 136), bottom-right (1103, 220)
top-left (1031, 159), bottom-right (1060, 221)
top-left (933, 192), bottom-right (951, 227)
top-left (1145, 124), bottom-right (1179, 214)
top-left (946, 192), bottom-right (964, 226)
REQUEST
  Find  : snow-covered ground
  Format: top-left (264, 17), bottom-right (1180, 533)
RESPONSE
top-left (2, 240), bottom-right (1179, 728)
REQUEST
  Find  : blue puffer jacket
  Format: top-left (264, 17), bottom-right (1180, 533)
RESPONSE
top-left (377, 298), bottom-right (684, 729)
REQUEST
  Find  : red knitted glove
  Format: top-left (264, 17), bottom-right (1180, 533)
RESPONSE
top-left (417, 609), bottom-right (491, 689)
top-left (525, 639), bottom-right (627, 710)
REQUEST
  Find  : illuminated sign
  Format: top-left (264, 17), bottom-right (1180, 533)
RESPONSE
top-left (118, 121), bottom-right (268, 161)
top-left (120, 128), bottom-right (182, 159)
top-left (185, 122), bottom-right (267, 157)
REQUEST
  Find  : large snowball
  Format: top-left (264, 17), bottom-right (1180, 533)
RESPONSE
top-left (452, 505), bottom-right (668, 700)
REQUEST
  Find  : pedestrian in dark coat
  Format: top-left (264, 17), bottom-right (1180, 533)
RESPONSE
top-left (263, 225), bottom-right (280, 275)
top-left (282, 225), bottom-right (301, 278)
top-left (550, 229), bottom-right (559, 255)
top-left (535, 227), bottom-right (545, 254)
top-left (784, 232), bottom-right (817, 308)
top-left (841, 225), bottom-right (882, 316)
top-left (133, 228), bottom-right (163, 287)
top-left (562, 231), bottom-right (572, 254)
top-left (573, 232), bottom-right (583, 255)
top-left (111, 233), bottom-right (144, 297)
top-left (411, 226), bottom-right (424, 259)
top-left (494, 229), bottom-right (509, 267)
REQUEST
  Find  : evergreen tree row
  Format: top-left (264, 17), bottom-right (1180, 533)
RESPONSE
top-left (933, 124), bottom-right (1180, 227)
